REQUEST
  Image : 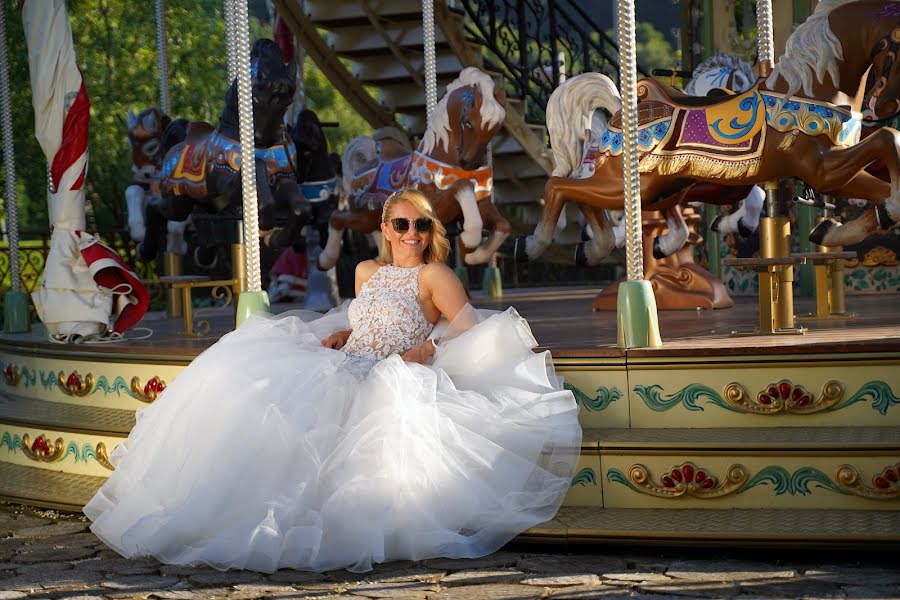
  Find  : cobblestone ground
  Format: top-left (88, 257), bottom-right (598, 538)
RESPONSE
top-left (2, 504), bottom-right (899, 600)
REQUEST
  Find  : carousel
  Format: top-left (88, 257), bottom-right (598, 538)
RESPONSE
top-left (0, 0), bottom-right (899, 547)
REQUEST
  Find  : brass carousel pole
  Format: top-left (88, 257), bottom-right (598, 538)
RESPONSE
top-left (232, 0), bottom-right (270, 324)
top-left (615, 0), bottom-right (661, 348)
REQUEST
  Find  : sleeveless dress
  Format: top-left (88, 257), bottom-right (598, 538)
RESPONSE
top-left (84, 264), bottom-right (582, 573)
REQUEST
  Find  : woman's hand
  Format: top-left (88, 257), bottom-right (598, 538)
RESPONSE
top-left (401, 339), bottom-right (437, 364)
top-left (321, 329), bottom-right (351, 350)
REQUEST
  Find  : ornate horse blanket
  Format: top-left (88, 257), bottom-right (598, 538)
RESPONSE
top-left (598, 89), bottom-right (860, 180)
top-left (161, 126), bottom-right (298, 199)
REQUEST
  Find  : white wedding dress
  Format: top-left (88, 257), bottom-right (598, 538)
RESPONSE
top-left (84, 263), bottom-right (582, 573)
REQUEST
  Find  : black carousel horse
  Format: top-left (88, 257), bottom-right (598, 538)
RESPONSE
top-left (289, 108), bottom-right (339, 245)
top-left (139, 39), bottom-right (312, 261)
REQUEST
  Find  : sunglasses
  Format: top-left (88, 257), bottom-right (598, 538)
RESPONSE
top-left (390, 217), bottom-right (433, 233)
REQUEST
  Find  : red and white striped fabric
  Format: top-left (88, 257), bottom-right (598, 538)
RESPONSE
top-left (23, 0), bottom-right (148, 338)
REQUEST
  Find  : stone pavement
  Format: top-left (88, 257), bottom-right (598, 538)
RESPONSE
top-left (2, 503), bottom-right (899, 600)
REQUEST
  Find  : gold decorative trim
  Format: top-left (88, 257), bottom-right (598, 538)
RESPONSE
top-left (723, 380), bottom-right (844, 415)
top-left (836, 464), bottom-right (900, 499)
top-left (845, 246), bottom-right (897, 268)
top-left (130, 376), bottom-right (167, 403)
top-left (21, 434), bottom-right (65, 462)
top-left (624, 462), bottom-right (749, 499)
top-left (94, 442), bottom-right (115, 471)
top-left (57, 370), bottom-right (93, 397)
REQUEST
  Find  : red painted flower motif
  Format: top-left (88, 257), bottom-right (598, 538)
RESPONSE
top-left (66, 372), bottom-right (83, 391)
top-left (31, 435), bottom-right (49, 456)
top-left (143, 376), bottom-right (166, 397)
top-left (660, 463), bottom-right (716, 490)
top-left (874, 465), bottom-right (900, 489)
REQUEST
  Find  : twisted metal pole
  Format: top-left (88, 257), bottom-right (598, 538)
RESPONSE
top-left (756, 0), bottom-right (774, 76)
top-left (224, 0), bottom-right (237, 85)
top-left (617, 0), bottom-right (643, 283)
top-left (155, 0), bottom-right (171, 115)
top-left (421, 0), bottom-right (438, 123)
top-left (231, 1), bottom-right (261, 293)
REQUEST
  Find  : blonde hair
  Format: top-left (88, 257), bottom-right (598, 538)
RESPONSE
top-left (380, 188), bottom-right (450, 264)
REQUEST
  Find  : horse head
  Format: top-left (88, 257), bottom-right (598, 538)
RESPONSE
top-left (221, 39), bottom-right (297, 147)
top-left (423, 67), bottom-right (507, 170)
top-left (127, 107), bottom-right (171, 179)
top-left (290, 108), bottom-right (329, 182)
top-left (865, 23), bottom-right (900, 121)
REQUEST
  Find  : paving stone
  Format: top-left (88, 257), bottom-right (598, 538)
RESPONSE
top-left (233, 583), bottom-right (297, 594)
top-left (843, 585), bottom-right (900, 599)
top-left (150, 588), bottom-right (232, 600)
top-left (347, 581), bottom-right (439, 598)
top-left (426, 583), bottom-right (544, 600)
top-left (101, 575), bottom-right (182, 591)
top-left (1, 514), bottom-right (53, 532)
top-left (11, 546), bottom-right (98, 564)
top-left (0, 593), bottom-right (27, 600)
top-left (12, 522), bottom-right (89, 539)
top-left (665, 560), bottom-right (796, 582)
top-left (638, 581), bottom-right (739, 598)
top-left (516, 555), bottom-right (627, 576)
top-left (265, 570), bottom-right (327, 584)
top-left (739, 578), bottom-right (846, 598)
top-left (439, 569), bottom-right (524, 587)
top-left (420, 553), bottom-right (522, 571)
top-left (546, 585), bottom-right (636, 599)
top-left (42, 532), bottom-right (102, 548)
top-left (266, 595), bottom-right (356, 600)
top-left (361, 569), bottom-right (446, 584)
top-left (0, 568), bottom-right (102, 591)
top-left (520, 574), bottom-right (602, 587)
top-left (602, 571), bottom-right (671, 584)
top-left (621, 556), bottom-right (675, 573)
top-left (13, 561), bottom-right (73, 574)
top-left (159, 565), bottom-right (223, 577)
top-left (804, 567), bottom-right (900, 587)
top-left (47, 596), bottom-right (107, 600)
top-left (187, 572), bottom-right (264, 587)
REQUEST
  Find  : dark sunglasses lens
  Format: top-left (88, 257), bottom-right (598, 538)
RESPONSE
top-left (391, 218), bottom-right (410, 232)
top-left (415, 218), bottom-right (433, 232)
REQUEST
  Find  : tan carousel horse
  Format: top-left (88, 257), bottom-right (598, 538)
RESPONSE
top-left (317, 67), bottom-right (509, 271)
top-left (518, 0), bottom-right (900, 267)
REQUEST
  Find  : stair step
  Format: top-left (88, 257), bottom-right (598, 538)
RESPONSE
top-left (377, 78), bottom-right (461, 112)
top-left (585, 426), bottom-right (900, 451)
top-left (524, 507), bottom-right (900, 544)
top-left (0, 394), bottom-right (134, 435)
top-left (327, 23), bottom-right (457, 56)
top-left (0, 461), bottom-right (106, 511)
top-left (305, 0), bottom-right (434, 28)
top-left (353, 52), bottom-right (467, 85)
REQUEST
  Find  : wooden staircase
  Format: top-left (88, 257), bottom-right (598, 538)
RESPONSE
top-left (272, 0), bottom-right (554, 214)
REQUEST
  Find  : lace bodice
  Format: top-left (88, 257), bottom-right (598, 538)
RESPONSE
top-left (343, 264), bottom-right (433, 361)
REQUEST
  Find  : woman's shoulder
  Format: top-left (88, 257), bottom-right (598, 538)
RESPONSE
top-left (355, 259), bottom-right (384, 287)
top-left (420, 261), bottom-right (457, 283)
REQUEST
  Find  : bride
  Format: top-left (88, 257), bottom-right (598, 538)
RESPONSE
top-left (85, 188), bottom-right (582, 573)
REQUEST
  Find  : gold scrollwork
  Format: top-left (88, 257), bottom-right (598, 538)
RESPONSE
top-left (21, 434), bottom-right (65, 462)
top-left (835, 464), bottom-right (900, 500)
top-left (723, 380), bottom-right (844, 415)
top-left (3, 364), bottom-right (20, 387)
top-left (211, 283), bottom-right (234, 308)
top-left (95, 442), bottom-right (115, 471)
top-left (627, 462), bottom-right (749, 499)
top-left (862, 246), bottom-right (898, 267)
top-left (129, 376), bottom-right (167, 403)
top-left (57, 370), bottom-right (94, 397)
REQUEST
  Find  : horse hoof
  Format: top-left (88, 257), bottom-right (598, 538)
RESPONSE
top-left (652, 237), bottom-right (667, 260)
top-left (575, 243), bottom-right (587, 268)
top-left (876, 203), bottom-right (898, 230)
top-left (737, 218), bottom-right (755, 238)
top-left (710, 214), bottom-right (723, 233)
top-left (809, 218), bottom-right (837, 246)
top-left (514, 235), bottom-right (529, 263)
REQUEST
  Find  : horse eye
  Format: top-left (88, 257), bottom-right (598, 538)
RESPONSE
top-left (464, 121), bottom-right (473, 129)
top-left (142, 140), bottom-right (159, 156)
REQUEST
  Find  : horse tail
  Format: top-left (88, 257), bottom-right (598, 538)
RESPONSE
top-left (161, 118), bottom-right (189, 156)
top-left (546, 73), bottom-right (621, 177)
top-left (341, 135), bottom-right (377, 198)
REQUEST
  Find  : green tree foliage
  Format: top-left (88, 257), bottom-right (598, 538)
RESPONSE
top-left (1, 0), bottom-right (369, 235)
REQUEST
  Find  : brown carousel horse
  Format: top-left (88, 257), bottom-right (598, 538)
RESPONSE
top-left (518, 0), bottom-right (900, 266)
top-left (316, 67), bottom-right (509, 271)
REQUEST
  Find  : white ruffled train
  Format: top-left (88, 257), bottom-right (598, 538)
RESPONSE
top-left (84, 306), bottom-right (582, 573)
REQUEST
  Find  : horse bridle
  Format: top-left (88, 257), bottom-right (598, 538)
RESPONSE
top-left (865, 27), bottom-right (900, 121)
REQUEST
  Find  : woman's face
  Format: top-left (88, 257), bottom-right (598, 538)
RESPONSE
top-left (382, 201), bottom-right (431, 264)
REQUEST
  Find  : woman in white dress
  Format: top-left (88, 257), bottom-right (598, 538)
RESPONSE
top-left (85, 188), bottom-right (582, 573)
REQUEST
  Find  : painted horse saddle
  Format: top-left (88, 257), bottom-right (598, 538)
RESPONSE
top-left (637, 77), bottom-right (738, 109)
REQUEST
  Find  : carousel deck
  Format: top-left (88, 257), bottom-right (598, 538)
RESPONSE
top-left (1, 290), bottom-right (898, 545)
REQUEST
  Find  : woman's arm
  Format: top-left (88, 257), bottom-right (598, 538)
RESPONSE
top-left (400, 264), bottom-right (469, 364)
top-left (355, 259), bottom-right (380, 296)
top-left (321, 329), bottom-right (352, 349)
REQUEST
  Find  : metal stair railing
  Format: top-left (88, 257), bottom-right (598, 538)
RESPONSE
top-left (459, 0), bottom-right (648, 123)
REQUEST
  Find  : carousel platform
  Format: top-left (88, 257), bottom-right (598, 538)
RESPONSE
top-left (1, 291), bottom-right (898, 546)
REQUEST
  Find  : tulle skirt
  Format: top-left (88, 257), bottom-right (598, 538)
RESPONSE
top-left (84, 306), bottom-right (582, 573)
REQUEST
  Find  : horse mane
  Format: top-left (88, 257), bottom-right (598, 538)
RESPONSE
top-left (420, 67), bottom-right (506, 154)
top-left (684, 54), bottom-right (754, 95)
top-left (766, 0), bottom-right (856, 99)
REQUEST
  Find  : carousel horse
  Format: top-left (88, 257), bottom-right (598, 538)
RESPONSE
top-left (290, 108), bottom-right (340, 241)
top-left (603, 54), bottom-right (765, 260)
top-left (518, 0), bottom-right (900, 267)
top-left (317, 67), bottom-right (508, 271)
top-left (139, 39), bottom-right (311, 261)
top-left (124, 108), bottom-right (191, 256)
